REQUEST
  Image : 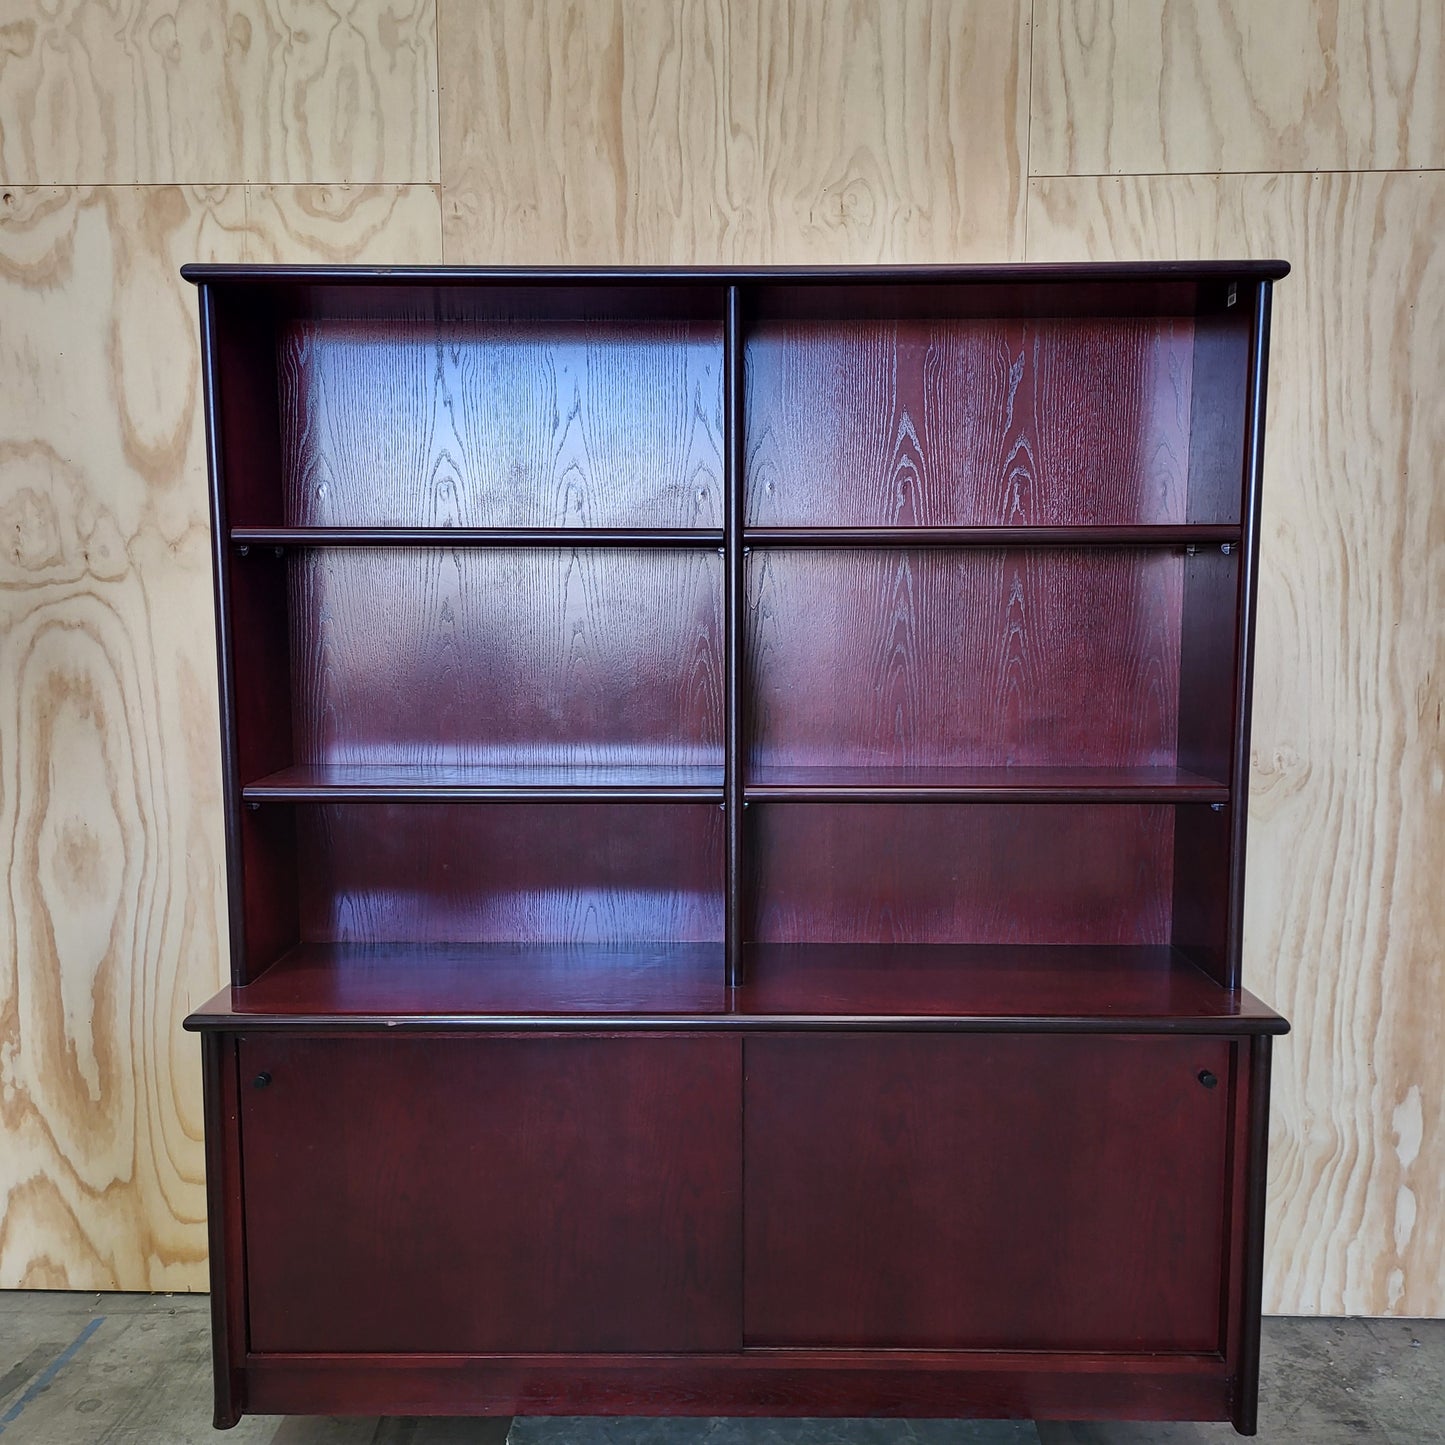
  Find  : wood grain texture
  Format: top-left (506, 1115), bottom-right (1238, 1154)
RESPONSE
top-left (198, 941), bottom-right (731, 1019)
top-left (744, 1033), bottom-right (1232, 1350)
top-left (240, 1352), bottom-right (1235, 1423)
top-left (716, 0), bottom-right (1028, 264)
top-left (296, 802), bottom-right (724, 944)
top-left (1029, 0), bottom-right (1445, 176)
top-left (1027, 172), bottom-right (1445, 1316)
top-left (241, 1034), bottom-right (742, 1351)
top-left (734, 945), bottom-right (1282, 1031)
top-left (749, 803), bottom-right (1176, 946)
top-left (183, 940), bottom-right (1285, 1030)
top-left (0, 0), bottom-right (439, 184)
top-left (0, 182), bottom-right (440, 1291)
top-left (438, 0), bottom-right (1028, 264)
top-left (279, 313), bottom-right (724, 527)
top-left (287, 547), bottom-right (723, 767)
top-left (747, 548), bottom-right (1186, 771)
top-left (745, 316), bottom-right (1198, 527)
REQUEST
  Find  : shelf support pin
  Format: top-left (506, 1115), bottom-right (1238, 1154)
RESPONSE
top-left (246, 800), bottom-right (261, 812)
top-left (1185, 544), bottom-right (1198, 556)
top-left (236, 544), bottom-right (249, 557)
top-left (1211, 802), bottom-right (1225, 813)
top-left (1227, 283), bottom-right (1238, 308)
top-left (274, 546), bottom-right (286, 559)
top-left (1221, 542), bottom-right (1233, 555)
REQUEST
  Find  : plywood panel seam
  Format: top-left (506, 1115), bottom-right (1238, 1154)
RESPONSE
top-left (1029, 168), bottom-right (1445, 180)
top-left (432, 0), bottom-right (446, 217)
top-left (0, 182), bottom-right (448, 193)
top-left (1023, 0), bottom-right (1037, 258)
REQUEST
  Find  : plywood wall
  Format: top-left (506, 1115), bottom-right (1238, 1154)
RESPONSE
top-left (1, 0), bottom-right (1439, 1317)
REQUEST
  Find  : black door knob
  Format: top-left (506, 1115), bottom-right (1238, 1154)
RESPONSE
top-left (252, 1071), bottom-right (272, 1089)
top-left (1198, 1069), bottom-right (1218, 1089)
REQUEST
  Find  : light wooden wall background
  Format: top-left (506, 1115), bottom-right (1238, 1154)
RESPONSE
top-left (0, 0), bottom-right (1439, 1317)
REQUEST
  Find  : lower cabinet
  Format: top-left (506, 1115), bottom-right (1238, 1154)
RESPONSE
top-left (743, 1033), bottom-right (1233, 1352)
top-left (239, 1034), bottom-right (743, 1353)
top-left (220, 1028), bottom-right (1263, 1426)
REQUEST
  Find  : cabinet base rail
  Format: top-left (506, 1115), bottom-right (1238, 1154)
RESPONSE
top-left (228, 1350), bottom-right (1253, 1434)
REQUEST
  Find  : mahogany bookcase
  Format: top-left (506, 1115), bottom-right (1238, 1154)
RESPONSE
top-left (183, 262), bottom-right (1290, 1434)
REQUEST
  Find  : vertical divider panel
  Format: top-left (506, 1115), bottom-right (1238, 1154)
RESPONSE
top-left (724, 286), bottom-right (746, 985)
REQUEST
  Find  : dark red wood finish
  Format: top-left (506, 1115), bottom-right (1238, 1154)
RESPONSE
top-left (294, 801), bottom-right (723, 944)
top-left (724, 285), bottom-right (747, 986)
top-left (1225, 284), bottom-right (1277, 994)
top-left (189, 1019), bottom-right (1275, 1427)
top-left (1231, 1034), bottom-right (1276, 1432)
top-left (199, 1032), bottom-right (246, 1430)
top-left (226, 549), bottom-right (298, 982)
top-left (734, 945), bottom-right (1283, 1031)
top-left (206, 289), bottom-right (286, 527)
top-left (745, 763), bottom-right (1227, 801)
top-left (234, 526), bottom-right (722, 547)
top-left (746, 547), bottom-right (1205, 772)
top-left (1174, 545), bottom-right (1241, 986)
top-left (198, 942), bottom-right (729, 1021)
top-left (184, 261), bottom-right (1290, 284)
top-left (1184, 303), bottom-right (1253, 525)
top-left (744, 524), bottom-right (1239, 546)
top-left (745, 314), bottom-right (1199, 528)
top-left (286, 546), bottom-right (722, 772)
top-left (744, 1033), bottom-right (1231, 1350)
top-left (749, 802), bottom-right (1176, 945)
top-left (185, 942), bottom-right (1286, 1033)
top-left (243, 1350), bottom-right (1234, 1421)
top-left (241, 1034), bottom-right (742, 1353)
top-left (277, 313), bottom-right (724, 530)
top-left (243, 761), bottom-right (723, 801)
top-left (200, 292), bottom-right (298, 981)
top-left (185, 263), bottom-right (1288, 1435)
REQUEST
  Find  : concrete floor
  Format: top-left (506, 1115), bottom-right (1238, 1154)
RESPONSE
top-left (0, 1294), bottom-right (1440, 1444)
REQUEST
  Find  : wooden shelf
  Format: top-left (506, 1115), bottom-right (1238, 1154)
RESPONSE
top-left (187, 942), bottom-right (728, 1024)
top-left (184, 941), bottom-right (1285, 1035)
top-left (242, 763), bottom-right (725, 803)
top-left (744, 765), bottom-right (1229, 804)
top-left (744, 525), bottom-right (1242, 548)
top-left (231, 527), bottom-right (724, 548)
top-left (735, 944), bottom-right (1285, 1032)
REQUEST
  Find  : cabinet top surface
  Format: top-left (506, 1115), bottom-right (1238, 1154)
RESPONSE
top-left (182, 259), bottom-right (1290, 286)
top-left (183, 943), bottom-right (1290, 1036)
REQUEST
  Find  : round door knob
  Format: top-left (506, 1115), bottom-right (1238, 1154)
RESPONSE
top-left (1198, 1069), bottom-right (1219, 1089)
top-left (252, 1071), bottom-right (272, 1089)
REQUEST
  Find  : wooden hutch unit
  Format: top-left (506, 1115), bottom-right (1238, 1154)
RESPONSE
top-left (184, 261), bottom-right (1290, 1433)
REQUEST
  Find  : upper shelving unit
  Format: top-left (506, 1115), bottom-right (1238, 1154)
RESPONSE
top-left (191, 261), bottom-right (1284, 997)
